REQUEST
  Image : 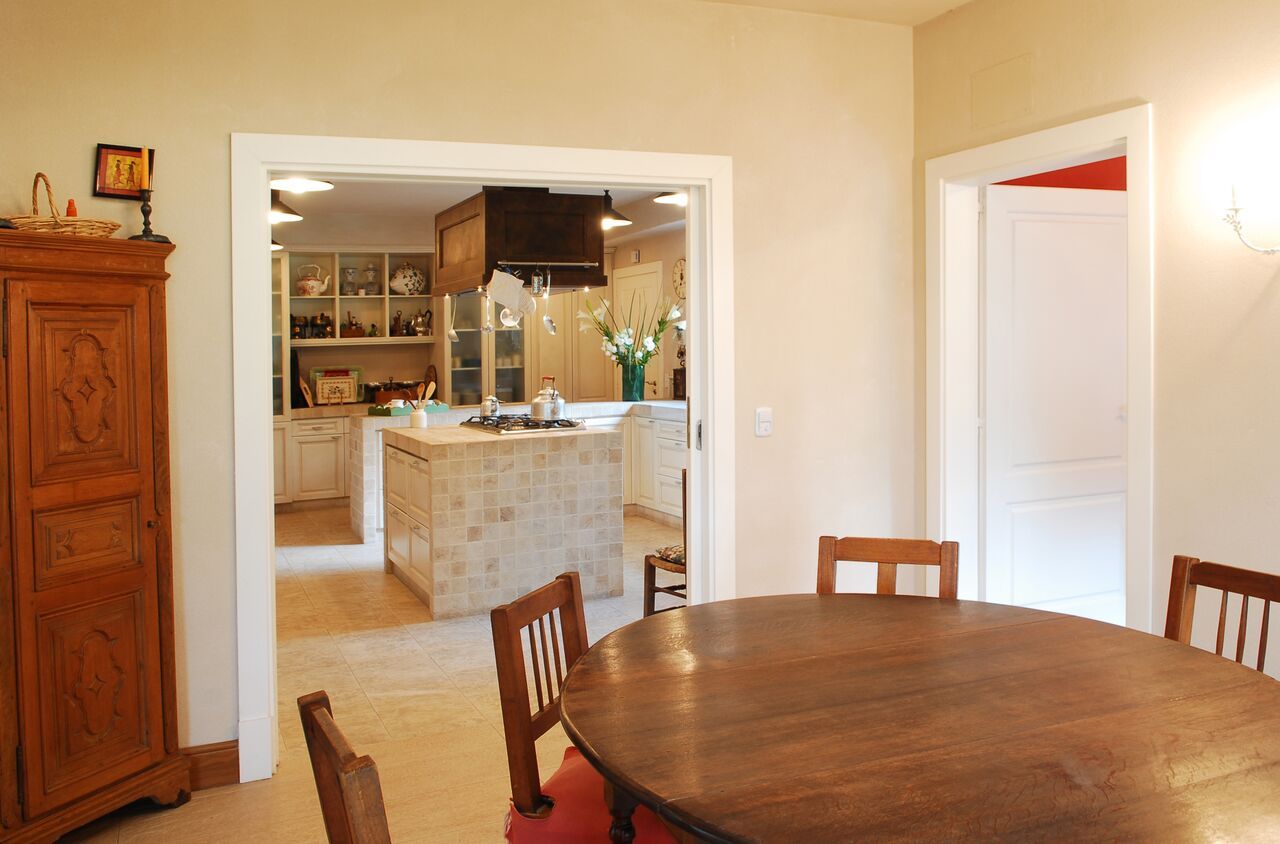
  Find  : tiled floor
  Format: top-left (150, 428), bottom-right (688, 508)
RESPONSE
top-left (63, 505), bottom-right (680, 843)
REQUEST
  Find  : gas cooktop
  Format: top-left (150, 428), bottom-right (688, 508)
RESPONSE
top-left (461, 414), bottom-right (585, 435)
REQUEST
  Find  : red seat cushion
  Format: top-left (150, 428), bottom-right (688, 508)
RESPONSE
top-left (505, 747), bottom-right (674, 843)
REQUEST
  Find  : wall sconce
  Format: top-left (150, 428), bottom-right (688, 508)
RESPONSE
top-left (1223, 186), bottom-right (1280, 254)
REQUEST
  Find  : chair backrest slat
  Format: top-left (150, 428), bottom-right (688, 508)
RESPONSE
top-left (818, 536), bottom-right (960, 600)
top-left (297, 691), bottom-right (392, 844)
top-left (491, 572), bottom-right (589, 818)
top-left (1165, 555), bottom-right (1280, 673)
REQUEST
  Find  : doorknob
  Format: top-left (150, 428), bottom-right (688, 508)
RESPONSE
top-left (146, 520), bottom-right (159, 529)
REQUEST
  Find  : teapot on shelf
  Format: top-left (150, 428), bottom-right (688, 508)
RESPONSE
top-left (295, 264), bottom-right (331, 297)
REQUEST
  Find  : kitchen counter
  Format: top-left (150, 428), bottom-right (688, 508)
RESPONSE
top-left (292, 402), bottom-right (375, 420)
top-left (383, 425), bottom-right (624, 617)
top-left (348, 400), bottom-right (686, 542)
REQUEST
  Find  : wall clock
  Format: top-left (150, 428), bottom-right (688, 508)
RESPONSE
top-left (672, 257), bottom-right (687, 299)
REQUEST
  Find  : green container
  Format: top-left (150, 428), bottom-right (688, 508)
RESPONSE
top-left (621, 363), bottom-right (645, 402)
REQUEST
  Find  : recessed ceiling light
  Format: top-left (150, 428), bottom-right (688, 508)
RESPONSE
top-left (269, 190), bottom-right (302, 225)
top-left (653, 191), bottom-right (688, 207)
top-left (269, 177), bottom-right (334, 193)
top-left (601, 190), bottom-right (632, 231)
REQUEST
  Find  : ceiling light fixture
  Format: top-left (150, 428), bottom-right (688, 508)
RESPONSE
top-left (653, 191), bottom-right (688, 207)
top-left (271, 239), bottom-right (284, 252)
top-left (269, 190), bottom-right (302, 225)
top-left (601, 190), bottom-right (632, 231)
top-left (269, 177), bottom-right (334, 193)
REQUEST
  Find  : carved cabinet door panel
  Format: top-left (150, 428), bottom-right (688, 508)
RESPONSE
top-left (5, 277), bottom-right (166, 818)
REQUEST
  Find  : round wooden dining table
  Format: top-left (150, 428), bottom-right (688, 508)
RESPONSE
top-left (559, 594), bottom-right (1280, 843)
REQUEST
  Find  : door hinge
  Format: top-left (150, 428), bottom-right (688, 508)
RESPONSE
top-left (696, 420), bottom-right (703, 451)
top-left (15, 745), bottom-right (24, 807)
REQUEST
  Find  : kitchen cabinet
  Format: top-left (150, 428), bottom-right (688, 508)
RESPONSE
top-left (290, 418), bottom-right (348, 501)
top-left (408, 522), bottom-right (433, 608)
top-left (273, 420), bottom-right (290, 503)
top-left (633, 418), bottom-right (658, 509)
top-left (433, 187), bottom-right (606, 296)
top-left (385, 446), bottom-right (409, 512)
top-left (531, 290), bottom-right (614, 403)
top-left (632, 417), bottom-right (687, 518)
top-left (0, 233), bottom-right (189, 840)
top-left (442, 292), bottom-right (531, 406)
top-left (386, 504), bottom-right (410, 568)
top-left (407, 455), bottom-right (431, 525)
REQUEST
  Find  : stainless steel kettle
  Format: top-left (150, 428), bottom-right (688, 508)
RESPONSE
top-left (530, 377), bottom-right (566, 420)
top-left (480, 395), bottom-right (502, 417)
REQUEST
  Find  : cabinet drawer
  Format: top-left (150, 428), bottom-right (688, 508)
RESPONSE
top-left (656, 475), bottom-right (684, 516)
top-left (408, 457), bottom-right (431, 525)
top-left (655, 421), bottom-right (686, 443)
top-left (292, 418), bottom-right (345, 436)
top-left (655, 436), bottom-right (688, 479)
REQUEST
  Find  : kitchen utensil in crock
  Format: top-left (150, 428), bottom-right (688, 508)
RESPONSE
top-left (423, 380), bottom-right (437, 401)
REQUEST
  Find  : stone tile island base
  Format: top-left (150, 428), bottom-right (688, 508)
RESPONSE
top-left (383, 425), bottom-right (624, 618)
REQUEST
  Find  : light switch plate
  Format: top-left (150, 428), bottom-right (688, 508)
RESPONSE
top-left (755, 406), bottom-right (773, 437)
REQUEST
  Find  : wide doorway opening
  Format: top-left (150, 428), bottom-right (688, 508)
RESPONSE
top-left (231, 136), bottom-right (736, 782)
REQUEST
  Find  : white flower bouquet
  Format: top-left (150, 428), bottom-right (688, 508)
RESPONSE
top-left (577, 296), bottom-right (682, 366)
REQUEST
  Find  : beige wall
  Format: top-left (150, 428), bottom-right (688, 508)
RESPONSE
top-left (1, 1), bottom-right (914, 744)
top-left (915, 0), bottom-right (1280, 662)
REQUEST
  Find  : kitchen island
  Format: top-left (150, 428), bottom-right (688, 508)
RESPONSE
top-left (383, 424), bottom-right (624, 617)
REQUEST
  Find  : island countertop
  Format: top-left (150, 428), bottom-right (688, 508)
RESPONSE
top-left (383, 423), bottom-right (610, 458)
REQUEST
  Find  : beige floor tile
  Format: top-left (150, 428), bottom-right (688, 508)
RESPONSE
top-left (68, 506), bottom-right (677, 841)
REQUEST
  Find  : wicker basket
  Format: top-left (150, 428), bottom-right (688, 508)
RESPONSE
top-left (4, 173), bottom-right (121, 237)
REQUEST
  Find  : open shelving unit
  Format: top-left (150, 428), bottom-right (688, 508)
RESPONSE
top-left (286, 250), bottom-right (436, 346)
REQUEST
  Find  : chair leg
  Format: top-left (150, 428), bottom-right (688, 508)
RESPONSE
top-left (643, 558), bottom-right (656, 618)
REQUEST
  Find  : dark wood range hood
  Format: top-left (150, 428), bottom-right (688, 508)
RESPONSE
top-left (433, 187), bottom-right (607, 296)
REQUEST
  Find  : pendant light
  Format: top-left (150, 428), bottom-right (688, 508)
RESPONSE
top-left (269, 190), bottom-right (302, 224)
top-left (601, 190), bottom-right (632, 231)
top-left (269, 177), bottom-right (334, 193)
top-left (653, 191), bottom-right (688, 207)
top-left (270, 239), bottom-right (284, 251)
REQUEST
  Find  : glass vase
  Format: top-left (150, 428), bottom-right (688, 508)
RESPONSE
top-left (621, 363), bottom-right (645, 402)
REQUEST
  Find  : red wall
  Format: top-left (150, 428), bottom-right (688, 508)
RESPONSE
top-left (997, 156), bottom-right (1126, 190)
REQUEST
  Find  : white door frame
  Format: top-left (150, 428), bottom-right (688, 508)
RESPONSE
top-left (924, 104), bottom-right (1153, 630)
top-left (230, 134), bottom-right (737, 782)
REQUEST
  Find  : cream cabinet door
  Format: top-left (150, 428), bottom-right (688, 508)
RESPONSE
top-left (386, 505), bottom-right (410, 568)
top-left (293, 433), bottom-right (346, 500)
top-left (385, 446), bottom-right (409, 512)
top-left (408, 456), bottom-right (431, 525)
top-left (572, 291), bottom-right (613, 401)
top-left (633, 417), bottom-right (657, 508)
top-left (273, 421), bottom-right (291, 503)
top-left (409, 523), bottom-right (432, 580)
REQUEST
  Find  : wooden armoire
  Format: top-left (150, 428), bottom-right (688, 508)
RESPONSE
top-left (0, 231), bottom-right (190, 841)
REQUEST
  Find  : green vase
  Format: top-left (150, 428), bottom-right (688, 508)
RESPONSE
top-left (621, 363), bottom-right (645, 401)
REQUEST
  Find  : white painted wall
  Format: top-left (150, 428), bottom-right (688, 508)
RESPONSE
top-left (0, 0), bottom-right (915, 744)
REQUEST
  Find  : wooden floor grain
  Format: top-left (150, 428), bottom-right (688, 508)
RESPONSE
top-left (60, 505), bottom-right (678, 843)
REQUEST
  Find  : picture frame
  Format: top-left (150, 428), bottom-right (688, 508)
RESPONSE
top-left (93, 143), bottom-right (154, 199)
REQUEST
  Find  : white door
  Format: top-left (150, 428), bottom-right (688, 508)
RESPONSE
top-left (983, 185), bottom-right (1127, 625)
top-left (611, 261), bottom-right (664, 400)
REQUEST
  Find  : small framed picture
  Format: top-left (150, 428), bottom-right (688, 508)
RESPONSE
top-left (94, 144), bottom-right (154, 199)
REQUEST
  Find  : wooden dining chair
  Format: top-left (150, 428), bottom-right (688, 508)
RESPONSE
top-left (644, 469), bottom-right (687, 617)
top-left (1165, 555), bottom-right (1280, 672)
top-left (491, 572), bottom-right (673, 842)
top-left (297, 691), bottom-right (392, 844)
top-left (817, 536), bottom-right (960, 600)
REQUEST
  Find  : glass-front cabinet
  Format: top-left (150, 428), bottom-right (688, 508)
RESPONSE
top-left (271, 253), bottom-right (288, 417)
top-left (445, 291), bottom-right (530, 407)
